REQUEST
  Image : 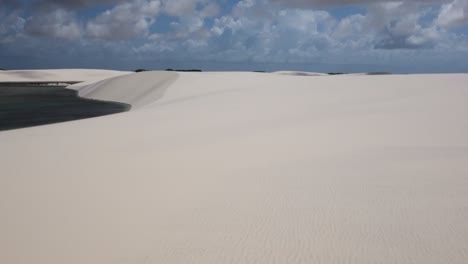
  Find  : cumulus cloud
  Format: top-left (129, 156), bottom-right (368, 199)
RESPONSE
top-left (143, 0), bottom-right (219, 47)
top-left (24, 9), bottom-right (82, 40)
top-left (1, 0), bottom-right (468, 72)
top-left (269, 0), bottom-right (452, 8)
top-left (203, 0), bottom-right (339, 62)
top-left (365, 2), bottom-right (441, 49)
top-left (86, 0), bottom-right (161, 40)
top-left (436, 0), bottom-right (468, 27)
top-left (162, 0), bottom-right (218, 17)
top-left (31, 0), bottom-right (123, 10)
top-left (203, 0), bottom-right (447, 64)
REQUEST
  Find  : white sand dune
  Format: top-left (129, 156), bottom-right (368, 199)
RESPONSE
top-left (273, 70), bottom-right (328, 76)
top-left (1, 70), bottom-right (468, 264)
top-left (69, 71), bottom-right (178, 108)
top-left (0, 69), bottom-right (130, 83)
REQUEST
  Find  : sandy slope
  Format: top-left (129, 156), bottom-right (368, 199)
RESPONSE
top-left (69, 71), bottom-right (178, 107)
top-left (1, 71), bottom-right (468, 264)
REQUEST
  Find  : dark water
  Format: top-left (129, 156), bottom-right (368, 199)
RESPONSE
top-left (0, 84), bottom-right (130, 131)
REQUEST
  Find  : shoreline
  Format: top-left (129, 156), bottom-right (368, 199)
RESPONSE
top-left (0, 83), bottom-right (131, 131)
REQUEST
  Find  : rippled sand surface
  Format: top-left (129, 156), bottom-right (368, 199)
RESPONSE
top-left (1, 70), bottom-right (467, 264)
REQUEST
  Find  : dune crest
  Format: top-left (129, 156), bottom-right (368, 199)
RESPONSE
top-left (70, 71), bottom-right (179, 108)
top-left (0, 69), bottom-right (180, 109)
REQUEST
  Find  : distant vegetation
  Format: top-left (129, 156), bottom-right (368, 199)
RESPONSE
top-left (328, 72), bottom-right (392, 75)
top-left (367, 72), bottom-right (392, 75)
top-left (132, 69), bottom-right (393, 75)
top-left (165, 69), bottom-right (202, 72)
top-left (134, 69), bottom-right (203, 72)
top-left (328, 72), bottom-right (346, 75)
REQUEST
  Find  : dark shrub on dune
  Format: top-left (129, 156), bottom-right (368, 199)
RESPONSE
top-left (135, 69), bottom-right (147, 72)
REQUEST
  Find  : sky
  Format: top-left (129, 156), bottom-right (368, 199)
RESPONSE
top-left (1, 0), bottom-right (468, 73)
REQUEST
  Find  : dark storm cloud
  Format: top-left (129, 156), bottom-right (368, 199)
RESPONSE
top-left (0, 0), bottom-right (22, 9)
